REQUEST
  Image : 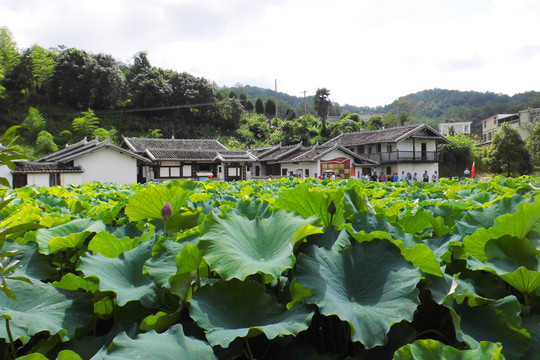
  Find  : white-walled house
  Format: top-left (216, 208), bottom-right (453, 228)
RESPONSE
top-left (327, 124), bottom-right (450, 179)
top-left (249, 142), bottom-right (378, 179)
top-left (8, 138), bottom-right (150, 188)
top-left (121, 137), bottom-right (257, 182)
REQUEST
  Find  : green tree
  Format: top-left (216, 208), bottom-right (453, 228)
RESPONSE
top-left (52, 48), bottom-right (98, 109)
top-left (438, 134), bottom-right (476, 177)
top-left (367, 115), bottom-right (383, 130)
top-left (245, 100), bottom-right (254, 113)
top-left (526, 121), bottom-right (540, 166)
top-left (21, 107), bottom-right (46, 143)
top-left (393, 100), bottom-right (410, 126)
top-left (72, 109), bottom-right (99, 138)
top-left (255, 98), bottom-right (264, 115)
top-left (35, 130), bottom-right (58, 155)
top-left (30, 45), bottom-right (56, 90)
top-left (485, 123), bottom-right (533, 176)
top-left (147, 128), bottom-right (163, 138)
top-left (0, 27), bottom-right (20, 98)
top-left (265, 98), bottom-right (276, 118)
top-left (313, 88), bottom-right (331, 136)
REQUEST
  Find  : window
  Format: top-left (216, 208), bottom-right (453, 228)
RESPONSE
top-left (386, 145), bottom-right (392, 153)
top-left (49, 173), bottom-right (60, 186)
top-left (376, 144), bottom-right (382, 152)
top-left (305, 169), bottom-right (309, 177)
top-left (282, 168), bottom-right (287, 176)
top-left (386, 167), bottom-right (391, 175)
top-left (219, 166), bottom-right (222, 173)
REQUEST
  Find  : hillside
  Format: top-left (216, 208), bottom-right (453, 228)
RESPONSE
top-left (226, 85), bottom-right (540, 133)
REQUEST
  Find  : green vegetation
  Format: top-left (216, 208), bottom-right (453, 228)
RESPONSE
top-left (2, 27), bottom-right (540, 160)
top-left (0, 177), bottom-right (538, 359)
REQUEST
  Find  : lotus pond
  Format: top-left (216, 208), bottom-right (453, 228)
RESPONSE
top-left (0, 176), bottom-right (539, 359)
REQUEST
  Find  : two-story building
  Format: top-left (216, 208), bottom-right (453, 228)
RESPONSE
top-left (326, 124), bottom-right (450, 178)
top-left (479, 108), bottom-right (539, 147)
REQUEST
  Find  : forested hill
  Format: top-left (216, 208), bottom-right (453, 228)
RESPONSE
top-left (229, 85), bottom-right (540, 130)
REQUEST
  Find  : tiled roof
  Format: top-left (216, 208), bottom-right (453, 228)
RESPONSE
top-left (144, 149), bottom-right (255, 162)
top-left (38, 138), bottom-right (150, 163)
top-left (256, 143), bottom-right (302, 162)
top-left (122, 137), bottom-right (227, 153)
top-left (145, 149), bottom-right (218, 161)
top-left (215, 150), bottom-right (256, 162)
top-left (276, 144), bottom-right (379, 165)
top-left (12, 162), bottom-right (83, 174)
top-left (327, 124), bottom-right (449, 146)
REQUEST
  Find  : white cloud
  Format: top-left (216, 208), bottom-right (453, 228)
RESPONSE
top-left (1, 0), bottom-right (539, 107)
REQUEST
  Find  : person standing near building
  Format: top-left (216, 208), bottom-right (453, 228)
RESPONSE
top-left (379, 171), bottom-right (387, 182)
top-left (423, 170), bottom-right (429, 183)
top-left (464, 168), bottom-right (471, 177)
top-left (432, 171), bottom-right (438, 182)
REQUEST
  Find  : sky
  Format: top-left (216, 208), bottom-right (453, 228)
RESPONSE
top-left (2, 0), bottom-right (540, 107)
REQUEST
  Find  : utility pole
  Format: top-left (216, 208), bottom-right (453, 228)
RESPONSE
top-left (303, 90), bottom-right (307, 117)
top-left (274, 79), bottom-right (278, 119)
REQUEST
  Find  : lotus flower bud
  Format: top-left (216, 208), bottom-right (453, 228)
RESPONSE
top-left (328, 200), bottom-right (336, 215)
top-left (161, 201), bottom-right (172, 219)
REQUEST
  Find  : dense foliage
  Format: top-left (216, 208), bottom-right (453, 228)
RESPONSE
top-left (0, 176), bottom-right (539, 359)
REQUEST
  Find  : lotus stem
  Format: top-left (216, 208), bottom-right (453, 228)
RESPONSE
top-left (244, 338), bottom-right (254, 360)
top-left (6, 318), bottom-right (16, 360)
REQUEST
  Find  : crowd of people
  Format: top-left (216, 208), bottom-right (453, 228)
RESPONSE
top-left (359, 170), bottom-right (439, 183)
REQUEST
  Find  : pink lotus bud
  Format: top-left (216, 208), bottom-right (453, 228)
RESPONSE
top-left (161, 201), bottom-right (172, 219)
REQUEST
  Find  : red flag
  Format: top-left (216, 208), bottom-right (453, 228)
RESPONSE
top-left (471, 161), bottom-right (476, 179)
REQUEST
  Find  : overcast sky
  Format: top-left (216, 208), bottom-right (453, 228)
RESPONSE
top-left (2, 0), bottom-right (540, 107)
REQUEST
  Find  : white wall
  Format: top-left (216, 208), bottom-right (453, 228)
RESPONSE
top-left (62, 173), bottom-right (83, 186)
top-left (398, 139), bottom-right (437, 152)
top-left (27, 173), bottom-right (50, 187)
top-left (0, 165), bottom-right (12, 187)
top-left (75, 148), bottom-right (138, 185)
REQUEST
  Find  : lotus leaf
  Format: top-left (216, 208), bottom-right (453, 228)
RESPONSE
top-left (199, 210), bottom-right (322, 281)
top-left (393, 339), bottom-right (504, 359)
top-left (274, 183), bottom-right (346, 227)
top-left (295, 240), bottom-right (421, 348)
top-left (35, 219), bottom-right (106, 255)
top-left (78, 240), bottom-right (158, 308)
top-left (0, 279), bottom-right (92, 342)
top-left (449, 295), bottom-right (530, 360)
top-left (124, 183), bottom-right (194, 221)
top-left (189, 279), bottom-right (313, 348)
top-left (90, 324), bottom-right (216, 359)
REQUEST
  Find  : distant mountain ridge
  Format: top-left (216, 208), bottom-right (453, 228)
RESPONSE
top-left (223, 85), bottom-right (540, 132)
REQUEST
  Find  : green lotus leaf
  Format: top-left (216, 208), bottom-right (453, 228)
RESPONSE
top-left (87, 231), bottom-right (140, 258)
top-left (78, 241), bottom-right (158, 308)
top-left (50, 321), bottom-right (138, 360)
top-left (449, 295), bottom-right (530, 360)
top-left (295, 240), bottom-right (421, 348)
top-left (199, 210), bottom-right (322, 281)
top-left (427, 273), bottom-right (492, 307)
top-left (124, 183), bottom-right (194, 221)
top-left (35, 219), bottom-right (106, 255)
top-left (3, 240), bottom-right (56, 281)
top-left (346, 212), bottom-right (443, 276)
top-left (342, 184), bottom-right (375, 218)
top-left (274, 183), bottom-right (345, 227)
top-left (164, 208), bottom-right (200, 233)
top-left (91, 324), bottom-right (216, 359)
top-left (189, 279), bottom-right (313, 348)
top-left (463, 199), bottom-right (540, 262)
top-left (455, 195), bottom-right (531, 237)
top-left (0, 279), bottom-right (93, 343)
top-left (393, 339), bottom-right (505, 360)
top-left (398, 210), bottom-right (450, 238)
top-left (499, 267), bottom-right (540, 295)
top-left (233, 198), bottom-right (274, 219)
top-left (53, 273), bottom-right (99, 293)
top-left (140, 311), bottom-right (181, 332)
top-left (521, 316), bottom-right (540, 360)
